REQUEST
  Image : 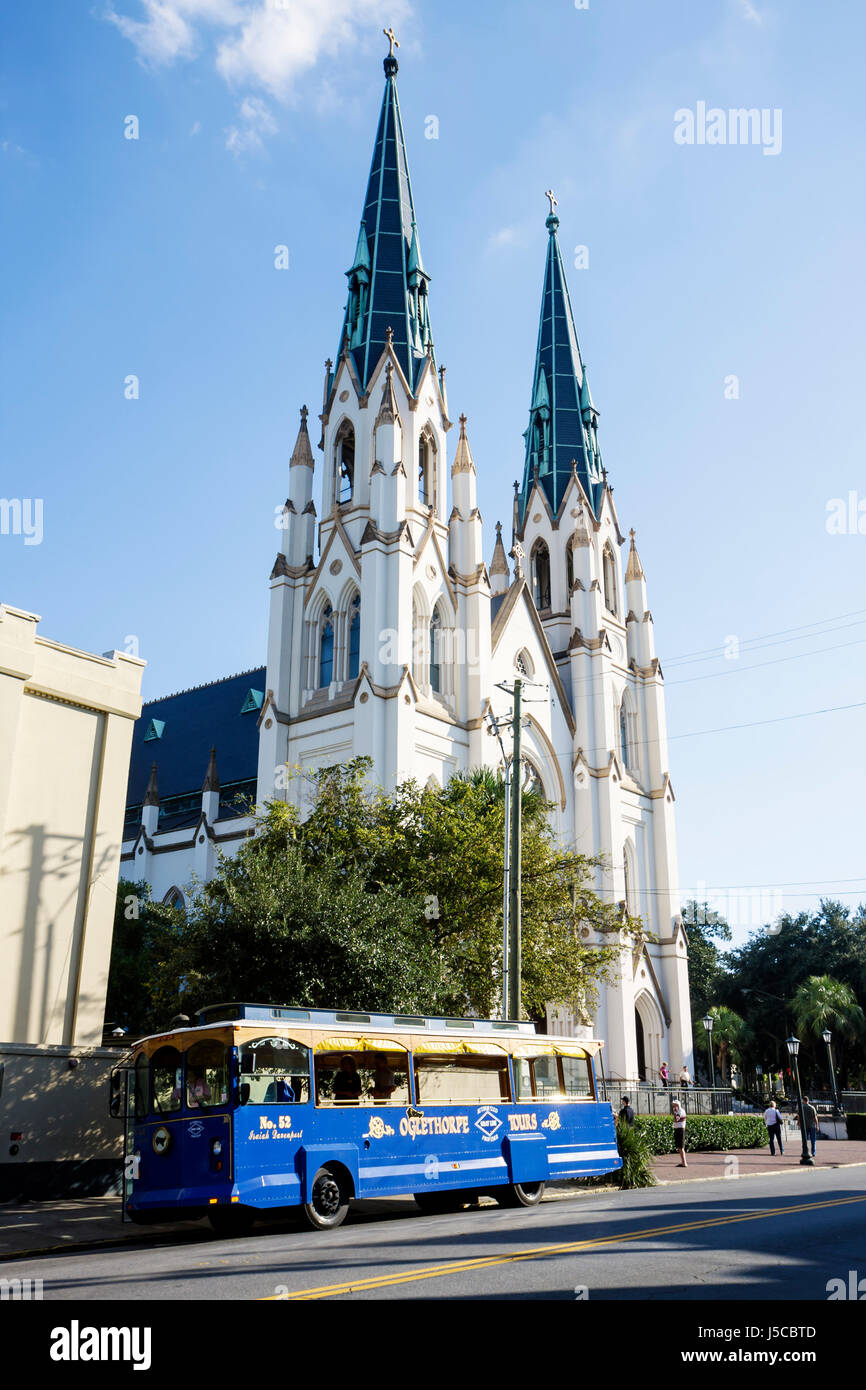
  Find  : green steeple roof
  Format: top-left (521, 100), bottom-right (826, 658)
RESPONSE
top-left (519, 205), bottom-right (603, 523)
top-left (336, 50), bottom-right (434, 394)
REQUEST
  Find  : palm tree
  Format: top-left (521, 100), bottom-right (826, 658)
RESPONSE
top-left (792, 975), bottom-right (864, 1042)
top-left (706, 1005), bottom-right (752, 1086)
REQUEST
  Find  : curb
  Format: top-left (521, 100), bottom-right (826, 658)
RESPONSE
top-left (3, 1160), bottom-right (865, 1262)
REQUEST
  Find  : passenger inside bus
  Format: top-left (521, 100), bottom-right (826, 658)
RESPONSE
top-left (371, 1053), bottom-right (396, 1101)
top-left (237, 1037), bottom-right (310, 1105)
top-left (314, 1050), bottom-right (410, 1106)
top-left (333, 1055), bottom-right (362, 1103)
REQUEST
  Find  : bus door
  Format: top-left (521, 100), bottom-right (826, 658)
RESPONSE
top-left (180, 1038), bottom-right (232, 1192)
top-left (236, 1036), bottom-right (312, 1205)
top-left (138, 1044), bottom-right (186, 1195)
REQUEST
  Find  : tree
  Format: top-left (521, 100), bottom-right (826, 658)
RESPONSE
top-left (681, 899), bottom-right (732, 1021)
top-left (721, 901), bottom-right (866, 1087)
top-left (104, 881), bottom-right (186, 1039)
top-left (705, 1005), bottom-right (751, 1085)
top-left (147, 758), bottom-right (643, 1026)
top-left (792, 975), bottom-right (864, 1088)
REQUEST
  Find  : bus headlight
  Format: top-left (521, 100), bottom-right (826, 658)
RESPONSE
top-left (211, 1140), bottom-right (222, 1156)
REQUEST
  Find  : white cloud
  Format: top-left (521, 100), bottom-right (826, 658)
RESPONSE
top-left (107, 1), bottom-right (410, 94)
top-left (737, 0), bottom-right (764, 24)
top-left (225, 93), bottom-right (277, 155)
top-left (107, 0), bottom-right (412, 152)
top-left (216, 0), bottom-right (407, 101)
top-left (104, 1), bottom-right (240, 66)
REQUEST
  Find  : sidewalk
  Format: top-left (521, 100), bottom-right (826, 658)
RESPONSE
top-left (1, 1142), bottom-right (863, 1261)
top-left (652, 1137), bottom-right (866, 1183)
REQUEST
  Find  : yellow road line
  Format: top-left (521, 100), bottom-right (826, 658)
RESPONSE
top-left (266, 1193), bottom-right (866, 1300)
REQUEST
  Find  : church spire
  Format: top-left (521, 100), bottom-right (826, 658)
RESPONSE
top-left (519, 194), bottom-right (603, 526)
top-left (337, 32), bottom-right (434, 396)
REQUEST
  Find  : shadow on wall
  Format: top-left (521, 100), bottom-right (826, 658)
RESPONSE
top-left (4, 816), bottom-right (120, 1049)
top-left (0, 1045), bottom-right (125, 1201)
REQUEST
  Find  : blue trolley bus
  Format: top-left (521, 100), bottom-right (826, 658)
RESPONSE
top-left (112, 1003), bottom-right (622, 1232)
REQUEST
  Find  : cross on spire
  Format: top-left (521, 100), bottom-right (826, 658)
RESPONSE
top-left (383, 26), bottom-right (399, 58)
top-left (545, 188), bottom-right (558, 216)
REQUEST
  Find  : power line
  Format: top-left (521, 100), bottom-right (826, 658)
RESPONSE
top-left (667, 699), bottom-right (866, 744)
top-left (663, 607), bottom-right (866, 668)
top-left (666, 635), bottom-right (866, 686)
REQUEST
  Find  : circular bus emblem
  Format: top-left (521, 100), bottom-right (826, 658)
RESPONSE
top-left (152, 1126), bottom-right (171, 1155)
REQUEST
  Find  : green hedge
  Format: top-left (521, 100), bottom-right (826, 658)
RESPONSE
top-left (633, 1114), bottom-right (768, 1154)
top-left (846, 1112), bottom-right (866, 1141)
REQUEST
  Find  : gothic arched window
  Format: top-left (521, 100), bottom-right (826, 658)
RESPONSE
top-left (418, 431), bottom-right (434, 509)
top-left (566, 537), bottom-right (575, 595)
top-left (319, 606), bottom-right (334, 687)
top-left (335, 422), bottom-right (355, 507)
top-left (533, 542), bottom-right (551, 611)
top-left (347, 594), bottom-right (361, 680)
top-left (603, 544), bottom-right (618, 616)
top-left (619, 701), bottom-right (630, 769)
top-left (429, 607), bottom-right (442, 693)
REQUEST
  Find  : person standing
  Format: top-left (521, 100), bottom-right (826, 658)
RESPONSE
top-left (618, 1096), bottom-right (635, 1127)
top-left (764, 1101), bottom-right (784, 1155)
top-left (659, 1062), bottom-right (669, 1088)
top-left (679, 1065), bottom-right (691, 1089)
top-left (801, 1096), bottom-right (819, 1158)
top-left (672, 1100), bottom-right (687, 1167)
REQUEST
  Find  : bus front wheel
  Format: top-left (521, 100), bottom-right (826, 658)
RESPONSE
top-left (303, 1166), bottom-right (349, 1230)
top-left (496, 1181), bottom-right (545, 1208)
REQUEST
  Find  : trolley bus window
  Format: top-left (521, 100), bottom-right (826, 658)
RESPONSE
top-left (151, 1046), bottom-right (182, 1115)
top-left (315, 1051), bottom-right (409, 1107)
top-left (134, 1053), bottom-right (149, 1119)
top-left (186, 1040), bottom-right (229, 1109)
top-left (238, 1037), bottom-right (310, 1105)
top-left (561, 1055), bottom-right (593, 1099)
top-left (513, 1054), bottom-right (562, 1101)
top-left (415, 1054), bottom-right (510, 1105)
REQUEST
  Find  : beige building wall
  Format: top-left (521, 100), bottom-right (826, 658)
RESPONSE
top-left (0, 604), bottom-right (144, 1049)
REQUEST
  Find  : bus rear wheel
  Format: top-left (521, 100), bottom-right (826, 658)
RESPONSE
top-left (303, 1167), bottom-right (349, 1230)
top-left (496, 1181), bottom-right (545, 1208)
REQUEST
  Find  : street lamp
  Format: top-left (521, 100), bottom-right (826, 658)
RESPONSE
top-left (786, 1035), bottom-right (814, 1167)
top-left (822, 1029), bottom-right (841, 1115)
top-left (702, 1014), bottom-right (715, 1089)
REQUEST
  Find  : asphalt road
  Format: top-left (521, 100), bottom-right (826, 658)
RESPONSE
top-left (3, 1166), bottom-right (864, 1301)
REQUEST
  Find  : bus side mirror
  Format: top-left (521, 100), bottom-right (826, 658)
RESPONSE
top-left (109, 1071), bottom-right (123, 1119)
top-left (240, 1083), bottom-right (250, 1106)
top-left (240, 1055), bottom-right (253, 1075)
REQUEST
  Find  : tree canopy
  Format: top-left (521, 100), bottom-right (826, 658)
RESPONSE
top-left (109, 759), bottom-right (645, 1036)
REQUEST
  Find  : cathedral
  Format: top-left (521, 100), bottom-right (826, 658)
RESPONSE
top-left (121, 43), bottom-right (694, 1085)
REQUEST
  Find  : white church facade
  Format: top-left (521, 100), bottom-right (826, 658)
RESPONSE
top-left (120, 46), bottom-right (693, 1085)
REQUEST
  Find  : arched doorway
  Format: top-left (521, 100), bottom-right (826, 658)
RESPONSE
top-left (634, 990), bottom-right (665, 1083)
top-left (634, 1008), bottom-right (646, 1082)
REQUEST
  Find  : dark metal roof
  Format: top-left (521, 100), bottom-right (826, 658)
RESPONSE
top-left (125, 667), bottom-right (266, 809)
top-left (335, 54), bottom-right (434, 394)
top-left (519, 213), bottom-right (604, 524)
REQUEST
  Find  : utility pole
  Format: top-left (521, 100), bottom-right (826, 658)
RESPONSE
top-left (508, 679), bottom-right (522, 1020)
top-left (490, 676), bottom-right (546, 1021)
top-left (501, 758), bottom-right (511, 1020)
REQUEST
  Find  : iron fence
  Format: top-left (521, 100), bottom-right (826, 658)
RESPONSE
top-left (599, 1080), bottom-right (733, 1116)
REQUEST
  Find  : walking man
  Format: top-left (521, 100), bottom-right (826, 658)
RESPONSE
top-left (801, 1096), bottom-right (819, 1158)
top-left (764, 1100), bottom-right (784, 1155)
top-left (659, 1062), bottom-right (669, 1088)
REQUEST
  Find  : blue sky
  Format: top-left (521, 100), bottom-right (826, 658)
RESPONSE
top-left (2, 0), bottom-right (864, 941)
